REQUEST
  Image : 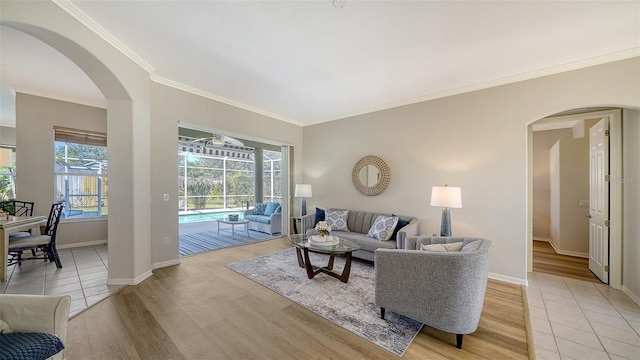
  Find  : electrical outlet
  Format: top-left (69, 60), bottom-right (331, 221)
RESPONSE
top-left (163, 237), bottom-right (169, 245)
top-left (163, 194), bottom-right (169, 201)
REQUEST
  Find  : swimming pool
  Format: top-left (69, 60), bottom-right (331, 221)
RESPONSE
top-left (179, 210), bottom-right (244, 224)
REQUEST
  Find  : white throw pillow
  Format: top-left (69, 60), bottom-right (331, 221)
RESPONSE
top-left (367, 215), bottom-right (399, 241)
top-left (420, 242), bottom-right (463, 252)
top-left (325, 209), bottom-right (349, 231)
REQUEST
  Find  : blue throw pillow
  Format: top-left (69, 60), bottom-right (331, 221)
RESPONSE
top-left (315, 207), bottom-right (325, 225)
top-left (0, 332), bottom-right (65, 360)
top-left (391, 215), bottom-right (410, 240)
top-left (264, 202), bottom-right (280, 216)
top-left (253, 203), bottom-right (267, 215)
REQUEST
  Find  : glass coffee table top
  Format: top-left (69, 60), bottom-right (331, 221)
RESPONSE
top-left (287, 234), bottom-right (360, 254)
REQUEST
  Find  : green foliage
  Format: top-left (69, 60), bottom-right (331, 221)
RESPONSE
top-left (187, 178), bottom-right (215, 209)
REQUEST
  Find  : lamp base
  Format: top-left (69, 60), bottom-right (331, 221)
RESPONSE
top-left (440, 208), bottom-right (452, 237)
top-left (301, 198), bottom-right (307, 217)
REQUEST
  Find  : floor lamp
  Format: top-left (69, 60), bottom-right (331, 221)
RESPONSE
top-left (0, 148), bottom-right (15, 198)
top-left (430, 185), bottom-right (462, 237)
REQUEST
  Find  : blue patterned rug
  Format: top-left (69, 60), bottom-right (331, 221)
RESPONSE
top-left (179, 230), bottom-right (277, 256)
top-left (226, 248), bottom-right (423, 356)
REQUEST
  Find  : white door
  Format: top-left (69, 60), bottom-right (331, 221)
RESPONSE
top-left (589, 118), bottom-right (609, 283)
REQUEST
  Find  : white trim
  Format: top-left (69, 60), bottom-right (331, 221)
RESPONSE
top-left (489, 272), bottom-right (527, 286)
top-left (153, 258), bottom-right (181, 269)
top-left (151, 74), bottom-right (301, 126)
top-left (609, 110), bottom-right (623, 289)
top-left (533, 237), bottom-right (551, 242)
top-left (107, 270), bottom-right (153, 286)
top-left (12, 87), bottom-right (106, 109)
top-left (57, 239), bottom-right (107, 250)
top-left (622, 286), bottom-right (640, 307)
top-left (52, 0), bottom-right (155, 73)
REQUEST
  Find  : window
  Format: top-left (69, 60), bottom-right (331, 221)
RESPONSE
top-left (54, 127), bottom-right (108, 219)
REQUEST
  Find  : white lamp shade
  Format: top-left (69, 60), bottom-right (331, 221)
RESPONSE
top-left (430, 186), bottom-right (462, 208)
top-left (0, 148), bottom-right (12, 168)
top-left (295, 184), bottom-right (312, 198)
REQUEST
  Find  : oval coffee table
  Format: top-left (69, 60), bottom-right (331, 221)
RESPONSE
top-left (217, 218), bottom-right (250, 239)
top-left (287, 234), bottom-right (360, 283)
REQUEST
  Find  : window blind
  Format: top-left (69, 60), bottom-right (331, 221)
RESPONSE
top-left (54, 127), bottom-right (107, 147)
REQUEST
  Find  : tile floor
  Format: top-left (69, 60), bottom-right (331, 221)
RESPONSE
top-left (1, 244), bottom-right (122, 317)
top-left (527, 272), bottom-right (640, 360)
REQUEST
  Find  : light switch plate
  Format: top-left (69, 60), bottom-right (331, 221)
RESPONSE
top-left (163, 194), bottom-right (169, 201)
top-left (579, 200), bottom-right (589, 207)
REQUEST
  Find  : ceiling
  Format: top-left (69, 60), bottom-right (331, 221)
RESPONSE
top-left (1, 1), bottom-right (638, 128)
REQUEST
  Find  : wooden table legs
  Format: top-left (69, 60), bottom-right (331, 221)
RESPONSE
top-left (294, 247), bottom-right (353, 283)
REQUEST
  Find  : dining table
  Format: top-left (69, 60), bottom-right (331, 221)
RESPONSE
top-left (0, 215), bottom-right (48, 282)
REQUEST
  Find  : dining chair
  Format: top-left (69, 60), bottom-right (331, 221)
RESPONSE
top-left (0, 200), bottom-right (35, 239)
top-left (8, 202), bottom-right (65, 268)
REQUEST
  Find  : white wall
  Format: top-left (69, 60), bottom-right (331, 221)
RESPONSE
top-left (149, 82), bottom-right (303, 267)
top-left (15, 94), bottom-right (108, 246)
top-left (533, 129), bottom-right (572, 240)
top-left (622, 109), bottom-right (640, 303)
top-left (549, 136), bottom-right (590, 256)
top-left (0, 126), bottom-right (16, 146)
top-left (304, 57), bottom-right (640, 285)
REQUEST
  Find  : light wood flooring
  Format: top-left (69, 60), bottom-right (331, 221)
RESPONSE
top-left (532, 240), bottom-right (601, 283)
top-left (66, 238), bottom-right (530, 359)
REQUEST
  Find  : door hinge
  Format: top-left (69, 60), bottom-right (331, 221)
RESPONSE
top-left (605, 220), bottom-right (610, 227)
top-left (605, 175), bottom-right (611, 182)
top-left (605, 129), bottom-right (610, 136)
top-left (605, 265), bottom-right (610, 272)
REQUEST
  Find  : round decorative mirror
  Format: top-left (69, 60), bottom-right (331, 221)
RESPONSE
top-left (352, 155), bottom-right (390, 196)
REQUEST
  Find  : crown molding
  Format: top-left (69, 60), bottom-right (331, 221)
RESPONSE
top-left (310, 48), bottom-right (640, 126)
top-left (150, 74), bottom-right (303, 127)
top-left (53, 0), bottom-right (155, 73)
top-left (12, 87), bottom-right (107, 109)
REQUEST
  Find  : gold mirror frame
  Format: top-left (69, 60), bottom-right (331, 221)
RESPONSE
top-left (352, 155), bottom-right (391, 196)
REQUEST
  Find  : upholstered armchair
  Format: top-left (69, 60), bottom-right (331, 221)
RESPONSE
top-left (374, 237), bottom-right (491, 349)
top-left (0, 294), bottom-right (71, 359)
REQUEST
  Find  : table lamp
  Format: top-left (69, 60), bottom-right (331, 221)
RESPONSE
top-left (294, 184), bottom-right (312, 217)
top-left (430, 185), bottom-right (462, 237)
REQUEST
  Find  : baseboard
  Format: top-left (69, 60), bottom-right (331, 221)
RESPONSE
top-left (489, 272), bottom-right (527, 286)
top-left (533, 237), bottom-right (551, 242)
top-left (546, 240), bottom-right (588, 259)
top-left (57, 239), bottom-right (107, 249)
top-left (107, 269), bottom-right (153, 286)
top-left (622, 286), bottom-right (640, 307)
top-left (153, 258), bottom-right (181, 269)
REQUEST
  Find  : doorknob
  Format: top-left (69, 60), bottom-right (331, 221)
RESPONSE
top-left (586, 214), bottom-right (592, 218)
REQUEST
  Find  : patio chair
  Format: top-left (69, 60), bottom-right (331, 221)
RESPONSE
top-left (8, 202), bottom-right (65, 268)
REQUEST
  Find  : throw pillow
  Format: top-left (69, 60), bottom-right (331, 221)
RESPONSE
top-left (275, 205), bottom-right (282, 213)
top-left (390, 214), bottom-right (410, 240)
top-left (253, 203), bottom-right (267, 215)
top-left (263, 202), bottom-right (280, 216)
top-left (0, 332), bottom-right (65, 359)
top-left (314, 207), bottom-right (325, 225)
top-left (461, 240), bottom-right (482, 252)
top-left (0, 318), bottom-right (11, 334)
top-left (420, 242), bottom-right (464, 252)
top-left (367, 215), bottom-right (399, 241)
top-left (325, 209), bottom-right (349, 231)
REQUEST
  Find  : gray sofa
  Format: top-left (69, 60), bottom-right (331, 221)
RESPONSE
top-left (374, 236), bottom-right (491, 349)
top-left (301, 209), bottom-right (419, 261)
top-left (243, 203), bottom-right (282, 235)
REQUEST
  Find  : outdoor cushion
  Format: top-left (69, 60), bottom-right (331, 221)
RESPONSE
top-left (0, 332), bottom-right (65, 360)
top-left (253, 203), bottom-right (267, 215)
top-left (263, 202), bottom-right (280, 216)
top-left (244, 214), bottom-right (272, 223)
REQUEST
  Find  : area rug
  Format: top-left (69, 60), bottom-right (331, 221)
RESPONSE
top-left (179, 230), bottom-right (276, 256)
top-left (226, 248), bottom-right (422, 356)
